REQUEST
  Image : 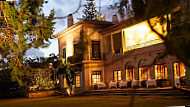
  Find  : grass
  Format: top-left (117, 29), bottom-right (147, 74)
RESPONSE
top-left (0, 96), bottom-right (190, 107)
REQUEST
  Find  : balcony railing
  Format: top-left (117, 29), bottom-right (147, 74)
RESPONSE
top-left (83, 53), bottom-right (105, 61)
top-left (91, 53), bottom-right (105, 60)
top-left (124, 39), bottom-right (163, 51)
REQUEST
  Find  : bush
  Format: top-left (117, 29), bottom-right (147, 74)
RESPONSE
top-left (30, 69), bottom-right (54, 91)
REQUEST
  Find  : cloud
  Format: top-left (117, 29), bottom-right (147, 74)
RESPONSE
top-left (39, 39), bottom-right (59, 57)
top-left (54, 8), bottom-right (66, 33)
top-left (25, 48), bottom-right (45, 59)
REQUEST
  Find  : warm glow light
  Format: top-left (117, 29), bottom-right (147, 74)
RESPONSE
top-left (66, 35), bottom-right (74, 57)
top-left (114, 70), bottom-right (121, 81)
top-left (126, 68), bottom-right (134, 81)
top-left (123, 17), bottom-right (167, 51)
top-left (139, 67), bottom-right (150, 81)
top-left (173, 62), bottom-right (186, 78)
top-left (92, 73), bottom-right (101, 85)
top-left (155, 64), bottom-right (167, 79)
top-left (76, 75), bottom-right (80, 87)
top-left (64, 76), bottom-right (68, 88)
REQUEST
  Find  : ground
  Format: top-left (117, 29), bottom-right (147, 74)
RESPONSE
top-left (0, 95), bottom-right (190, 107)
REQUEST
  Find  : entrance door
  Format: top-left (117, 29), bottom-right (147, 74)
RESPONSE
top-left (173, 62), bottom-right (186, 87)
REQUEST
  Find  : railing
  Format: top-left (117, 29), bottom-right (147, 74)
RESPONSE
top-left (124, 39), bottom-right (163, 51)
top-left (84, 53), bottom-right (105, 61)
top-left (91, 53), bottom-right (105, 60)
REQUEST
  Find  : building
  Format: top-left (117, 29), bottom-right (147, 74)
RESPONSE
top-left (54, 2), bottom-right (190, 94)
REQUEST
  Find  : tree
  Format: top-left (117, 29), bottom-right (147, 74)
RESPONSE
top-left (26, 53), bottom-right (60, 69)
top-left (82, 0), bottom-right (106, 21)
top-left (0, 0), bottom-right (55, 89)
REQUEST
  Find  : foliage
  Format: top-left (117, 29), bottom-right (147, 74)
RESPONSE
top-left (82, 0), bottom-right (106, 21)
top-left (65, 64), bottom-right (75, 95)
top-left (58, 64), bottom-right (75, 95)
top-left (59, 25), bottom-right (88, 95)
top-left (26, 53), bottom-right (60, 68)
top-left (0, 0), bottom-right (55, 87)
top-left (67, 30), bottom-right (87, 64)
top-left (30, 69), bottom-right (54, 91)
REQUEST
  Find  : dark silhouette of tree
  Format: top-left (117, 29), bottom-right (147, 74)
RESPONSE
top-left (112, 0), bottom-right (190, 67)
top-left (82, 0), bottom-right (106, 21)
top-left (0, 1), bottom-right (55, 88)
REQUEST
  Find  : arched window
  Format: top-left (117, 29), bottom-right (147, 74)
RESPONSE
top-left (139, 59), bottom-right (150, 81)
top-left (173, 61), bottom-right (186, 78)
top-left (125, 62), bottom-right (134, 81)
top-left (154, 56), bottom-right (167, 79)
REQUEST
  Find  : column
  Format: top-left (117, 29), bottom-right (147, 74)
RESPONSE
top-left (186, 66), bottom-right (190, 89)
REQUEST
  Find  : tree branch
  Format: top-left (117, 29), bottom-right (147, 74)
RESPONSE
top-left (147, 19), bottom-right (167, 42)
top-left (13, 1), bottom-right (42, 18)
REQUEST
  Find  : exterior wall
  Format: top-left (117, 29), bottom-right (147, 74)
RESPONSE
top-left (103, 41), bottom-right (179, 87)
top-left (58, 26), bottom-right (82, 59)
top-left (57, 15), bottom-right (189, 93)
top-left (83, 61), bottom-right (104, 91)
top-left (82, 24), bottom-right (105, 91)
top-left (58, 26), bottom-right (83, 93)
top-left (58, 23), bottom-right (106, 92)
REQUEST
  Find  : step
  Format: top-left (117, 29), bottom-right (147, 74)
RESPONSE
top-left (79, 89), bottom-right (187, 97)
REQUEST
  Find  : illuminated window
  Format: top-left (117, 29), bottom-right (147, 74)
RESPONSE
top-left (173, 62), bottom-right (186, 78)
top-left (113, 70), bottom-right (121, 81)
top-left (155, 64), bottom-right (167, 79)
top-left (123, 19), bottom-right (166, 52)
top-left (75, 73), bottom-right (80, 87)
top-left (92, 71), bottom-right (101, 85)
top-left (63, 75), bottom-right (68, 88)
top-left (139, 67), bottom-right (150, 81)
top-left (112, 32), bottom-right (122, 54)
top-left (126, 68), bottom-right (135, 81)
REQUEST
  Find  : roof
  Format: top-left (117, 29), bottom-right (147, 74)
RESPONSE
top-left (53, 20), bottom-right (113, 38)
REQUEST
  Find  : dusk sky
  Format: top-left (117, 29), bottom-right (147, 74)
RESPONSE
top-left (26, 0), bottom-right (120, 58)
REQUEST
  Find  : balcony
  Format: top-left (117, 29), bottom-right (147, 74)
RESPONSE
top-left (112, 48), bottom-right (123, 58)
top-left (91, 53), bottom-right (105, 60)
top-left (124, 39), bottom-right (163, 52)
top-left (84, 53), bottom-right (105, 61)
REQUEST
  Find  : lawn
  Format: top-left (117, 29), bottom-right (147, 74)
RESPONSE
top-left (0, 96), bottom-right (190, 107)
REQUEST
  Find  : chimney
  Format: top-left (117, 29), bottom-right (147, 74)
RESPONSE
top-left (68, 14), bottom-right (74, 28)
top-left (112, 15), bottom-right (118, 24)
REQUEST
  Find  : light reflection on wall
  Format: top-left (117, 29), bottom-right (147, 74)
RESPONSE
top-left (66, 35), bottom-right (74, 57)
top-left (123, 18), bottom-right (166, 52)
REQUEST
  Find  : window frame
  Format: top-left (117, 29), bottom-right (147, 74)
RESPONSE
top-left (62, 47), bottom-right (66, 58)
top-left (139, 67), bottom-right (150, 81)
top-left (173, 61), bottom-right (186, 78)
top-left (113, 70), bottom-right (122, 82)
top-left (91, 41), bottom-right (101, 60)
top-left (92, 71), bottom-right (101, 85)
top-left (75, 73), bottom-right (81, 88)
top-left (126, 68), bottom-right (135, 81)
top-left (154, 64), bottom-right (167, 79)
top-left (111, 31), bottom-right (122, 55)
